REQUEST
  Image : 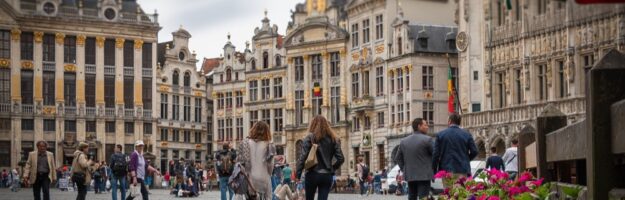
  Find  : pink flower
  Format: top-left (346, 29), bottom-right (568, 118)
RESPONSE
top-left (531, 178), bottom-right (544, 186)
top-left (477, 194), bottom-right (488, 200)
top-left (487, 196), bottom-right (500, 200)
top-left (456, 176), bottom-right (468, 185)
top-left (434, 170), bottom-right (451, 179)
top-left (518, 172), bottom-right (533, 183)
top-left (508, 186), bottom-right (522, 196)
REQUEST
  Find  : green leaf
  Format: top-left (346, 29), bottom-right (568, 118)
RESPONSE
top-left (514, 193), bottom-right (533, 200)
top-left (561, 185), bottom-right (583, 198)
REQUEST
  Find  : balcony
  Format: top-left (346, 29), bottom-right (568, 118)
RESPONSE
top-left (43, 61), bottom-right (55, 71)
top-left (22, 104), bottom-right (34, 114)
top-left (125, 108), bottom-right (135, 118)
top-left (86, 107), bottom-right (96, 116)
top-left (350, 96), bottom-right (374, 112)
top-left (461, 97), bottom-right (585, 129)
top-left (123, 67), bottom-right (134, 76)
top-left (143, 110), bottom-right (152, 119)
top-left (85, 64), bottom-right (96, 74)
top-left (65, 106), bottom-right (76, 116)
top-left (0, 103), bottom-right (10, 113)
top-left (184, 87), bottom-right (191, 94)
top-left (104, 65), bottom-right (115, 75)
top-left (105, 108), bottom-right (115, 117)
top-left (172, 86), bottom-right (179, 93)
top-left (142, 68), bottom-right (152, 77)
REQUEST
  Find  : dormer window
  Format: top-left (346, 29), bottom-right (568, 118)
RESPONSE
top-left (179, 51), bottom-right (185, 61)
top-left (183, 72), bottom-right (191, 87)
top-left (43, 2), bottom-right (56, 15)
top-left (263, 52), bottom-right (269, 69)
top-left (447, 39), bottom-right (456, 50)
top-left (275, 56), bottom-right (281, 67)
top-left (251, 59), bottom-right (256, 70)
top-left (104, 8), bottom-right (116, 20)
top-left (397, 37), bottom-right (403, 55)
top-left (226, 68), bottom-right (232, 82)
top-left (418, 37), bottom-right (428, 48)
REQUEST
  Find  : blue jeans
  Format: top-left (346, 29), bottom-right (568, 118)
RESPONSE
top-left (219, 176), bottom-right (234, 200)
top-left (111, 175), bottom-right (127, 200)
top-left (271, 175), bottom-right (280, 200)
top-left (373, 182), bottom-right (381, 194)
top-left (94, 177), bottom-right (102, 193)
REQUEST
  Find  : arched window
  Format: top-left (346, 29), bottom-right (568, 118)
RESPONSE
top-left (275, 55), bottom-right (282, 67)
top-left (251, 59), bottom-right (256, 70)
top-left (226, 68), bottom-right (232, 82)
top-left (397, 37), bottom-right (403, 55)
top-left (183, 72), bottom-right (191, 87)
top-left (263, 52), bottom-right (269, 69)
top-left (172, 70), bottom-right (180, 85)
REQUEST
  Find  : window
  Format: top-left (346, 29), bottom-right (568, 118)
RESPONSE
top-left (226, 118), bottom-right (233, 141)
top-left (195, 98), bottom-right (202, 122)
top-left (0, 69), bottom-right (10, 104)
top-left (496, 72), bottom-right (506, 108)
top-left (0, 118), bottom-right (9, 130)
top-left (474, 71), bottom-right (479, 81)
top-left (537, 64), bottom-right (548, 100)
top-left (172, 70), bottom-right (179, 86)
top-left (43, 119), bottom-right (55, 132)
top-left (142, 43), bottom-right (152, 68)
top-left (353, 117), bottom-right (360, 131)
top-left (422, 66), bottom-right (434, 90)
top-left (43, 71), bottom-right (55, 105)
top-left (515, 69), bottom-right (523, 104)
top-left (160, 128), bottom-right (168, 141)
top-left (330, 87), bottom-right (340, 123)
top-left (397, 70), bottom-right (403, 92)
top-left (218, 119), bottom-right (224, 141)
top-left (184, 130), bottom-right (190, 143)
top-left (64, 72), bottom-right (76, 106)
top-left (312, 91), bottom-right (322, 116)
top-left (312, 54), bottom-right (322, 80)
top-left (172, 95), bottom-right (179, 120)
top-left (104, 39), bottom-right (115, 66)
top-left (390, 72), bottom-right (394, 94)
top-left (538, 0), bottom-right (547, 15)
top-left (20, 32), bottom-right (33, 60)
top-left (363, 19), bottom-right (370, 44)
top-left (235, 91), bottom-right (243, 107)
top-left (397, 103), bottom-right (404, 123)
top-left (472, 103), bottom-right (481, 112)
top-left (364, 115), bottom-right (371, 130)
top-left (104, 75), bottom-right (115, 108)
top-left (43, 34), bottom-right (55, 62)
top-left (143, 123), bottom-right (152, 135)
top-left (225, 69), bottom-right (231, 82)
top-left (262, 109), bottom-right (271, 125)
top-left (0, 30), bottom-right (9, 58)
top-left (397, 37), bottom-right (403, 55)
top-left (295, 57), bottom-right (304, 81)
top-left (183, 97), bottom-right (191, 121)
top-left (273, 78), bottom-right (283, 98)
top-left (65, 120), bottom-right (76, 132)
top-left (418, 37), bottom-right (427, 48)
top-left (250, 110), bottom-right (258, 129)
top-left (377, 112), bottom-right (384, 128)
top-left (274, 109), bottom-right (283, 132)
top-left (249, 80), bottom-right (258, 101)
top-left (363, 71), bottom-right (370, 96)
top-left (64, 36), bottom-right (76, 63)
top-left (275, 56), bottom-right (282, 67)
top-left (406, 103), bottom-right (411, 122)
top-left (390, 106), bottom-right (395, 124)
top-left (375, 15), bottom-right (384, 40)
top-left (194, 132), bottom-right (201, 143)
top-left (423, 102), bottom-right (434, 124)
top-left (173, 129), bottom-right (180, 142)
top-left (143, 78), bottom-right (152, 109)
top-left (21, 119), bottom-right (34, 131)
top-left (558, 61), bottom-right (568, 98)
top-left (124, 75), bottom-right (133, 109)
top-left (217, 93), bottom-right (224, 109)
top-left (236, 118), bottom-right (243, 140)
top-left (497, 0), bottom-right (504, 26)
top-left (377, 144), bottom-right (385, 170)
top-left (160, 94), bottom-right (168, 119)
top-left (105, 121), bottom-right (115, 133)
top-left (85, 37), bottom-right (96, 64)
top-left (124, 41), bottom-right (133, 67)
top-left (295, 90), bottom-right (304, 125)
top-left (225, 92), bottom-right (232, 109)
top-left (406, 68), bottom-right (411, 91)
top-left (21, 70), bottom-right (33, 105)
top-left (351, 23), bottom-right (359, 48)
top-left (124, 122), bottom-right (134, 134)
top-left (263, 52), bottom-right (269, 69)
top-left (86, 121), bottom-right (96, 132)
top-left (261, 79), bottom-right (270, 100)
top-left (376, 67), bottom-right (384, 96)
top-left (330, 52), bottom-right (340, 77)
top-left (251, 59), bottom-right (256, 70)
top-left (184, 72), bottom-right (191, 87)
top-left (352, 73), bottom-right (359, 98)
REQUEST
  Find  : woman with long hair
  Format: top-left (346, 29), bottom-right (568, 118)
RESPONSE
top-left (237, 121), bottom-right (276, 199)
top-left (296, 115), bottom-right (345, 200)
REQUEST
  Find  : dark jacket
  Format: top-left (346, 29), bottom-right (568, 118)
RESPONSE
top-left (432, 125), bottom-right (478, 175)
top-left (109, 152), bottom-right (126, 177)
top-left (215, 149), bottom-right (237, 177)
top-left (296, 133), bottom-right (344, 179)
top-left (394, 131), bottom-right (434, 181)
top-left (485, 155), bottom-right (505, 171)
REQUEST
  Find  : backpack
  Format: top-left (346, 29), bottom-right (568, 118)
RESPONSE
top-left (93, 169), bottom-right (101, 178)
top-left (360, 164), bottom-right (369, 181)
top-left (112, 154), bottom-right (128, 177)
top-left (228, 163), bottom-right (257, 200)
top-left (219, 151), bottom-right (234, 175)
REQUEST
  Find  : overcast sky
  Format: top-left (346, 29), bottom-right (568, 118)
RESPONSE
top-left (139, 0), bottom-right (300, 68)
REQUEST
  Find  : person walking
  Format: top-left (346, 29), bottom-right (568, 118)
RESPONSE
top-left (215, 142), bottom-right (236, 200)
top-left (109, 144), bottom-right (128, 200)
top-left (93, 161), bottom-right (103, 194)
top-left (10, 168), bottom-right (20, 192)
top-left (356, 155), bottom-right (369, 196)
top-left (282, 163), bottom-right (292, 188)
top-left (129, 140), bottom-right (161, 200)
top-left (432, 113), bottom-right (479, 181)
top-left (296, 116), bottom-right (345, 200)
top-left (502, 139), bottom-right (519, 180)
top-left (23, 141), bottom-right (57, 200)
top-left (237, 121), bottom-right (276, 200)
top-left (394, 118), bottom-right (434, 200)
top-left (72, 142), bottom-right (94, 200)
top-left (485, 147), bottom-right (505, 171)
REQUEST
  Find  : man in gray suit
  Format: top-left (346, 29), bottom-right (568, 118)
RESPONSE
top-left (394, 118), bottom-right (433, 200)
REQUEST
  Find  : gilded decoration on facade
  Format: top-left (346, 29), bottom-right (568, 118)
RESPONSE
top-left (76, 34), bottom-right (86, 46)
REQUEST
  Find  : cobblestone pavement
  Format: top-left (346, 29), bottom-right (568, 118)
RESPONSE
top-left (0, 188), bottom-right (411, 200)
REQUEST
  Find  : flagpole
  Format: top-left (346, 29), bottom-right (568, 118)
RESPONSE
top-left (446, 53), bottom-right (462, 115)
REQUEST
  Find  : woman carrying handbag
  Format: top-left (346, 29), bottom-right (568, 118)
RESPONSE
top-left (236, 121), bottom-right (276, 199)
top-left (295, 116), bottom-right (345, 200)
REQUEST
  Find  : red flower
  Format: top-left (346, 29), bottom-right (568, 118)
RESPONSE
top-left (434, 170), bottom-right (451, 179)
top-left (487, 196), bottom-right (500, 200)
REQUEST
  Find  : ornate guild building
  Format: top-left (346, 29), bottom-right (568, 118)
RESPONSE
top-left (0, 0), bottom-right (160, 169)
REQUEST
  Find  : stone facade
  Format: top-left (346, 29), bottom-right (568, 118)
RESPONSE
top-left (456, 0), bottom-right (625, 157)
top-left (155, 28), bottom-right (209, 171)
top-left (0, 0), bottom-right (159, 170)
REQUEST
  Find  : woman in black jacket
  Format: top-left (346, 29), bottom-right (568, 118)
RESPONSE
top-left (296, 115), bottom-right (345, 200)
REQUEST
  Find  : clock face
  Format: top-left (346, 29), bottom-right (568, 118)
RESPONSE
top-left (43, 2), bottom-right (55, 14)
top-left (456, 31), bottom-right (469, 52)
top-left (104, 8), bottom-right (116, 20)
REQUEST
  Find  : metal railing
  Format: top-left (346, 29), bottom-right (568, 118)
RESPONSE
top-left (123, 67), bottom-right (134, 76)
top-left (0, 103), bottom-right (10, 113)
top-left (125, 109), bottom-right (135, 118)
top-left (43, 61), bottom-right (55, 71)
top-left (105, 108), bottom-right (115, 117)
top-left (85, 64), bottom-right (96, 74)
top-left (65, 106), bottom-right (76, 116)
top-left (104, 65), bottom-right (115, 75)
top-left (22, 104), bottom-right (34, 114)
top-left (142, 68), bottom-right (152, 77)
top-left (143, 110), bottom-right (152, 119)
top-left (86, 107), bottom-right (96, 116)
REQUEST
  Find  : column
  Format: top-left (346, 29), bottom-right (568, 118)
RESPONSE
top-left (76, 35), bottom-right (86, 111)
top-left (54, 32), bottom-right (65, 165)
top-left (33, 32), bottom-right (43, 143)
top-left (339, 48), bottom-right (347, 122)
top-left (321, 51), bottom-right (330, 118)
top-left (114, 38), bottom-right (124, 146)
top-left (92, 36), bottom-right (104, 143)
top-left (9, 28), bottom-right (21, 169)
top-left (134, 39), bottom-right (143, 111)
top-left (302, 54), bottom-right (310, 123)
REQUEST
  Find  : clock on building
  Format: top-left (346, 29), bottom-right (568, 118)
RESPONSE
top-left (456, 31), bottom-right (469, 52)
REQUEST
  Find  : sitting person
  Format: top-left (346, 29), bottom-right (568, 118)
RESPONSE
top-left (171, 176), bottom-right (186, 196)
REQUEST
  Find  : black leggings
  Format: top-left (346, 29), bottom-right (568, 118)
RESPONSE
top-left (304, 171), bottom-right (333, 200)
top-left (76, 182), bottom-right (87, 200)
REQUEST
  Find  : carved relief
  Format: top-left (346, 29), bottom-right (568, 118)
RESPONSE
top-left (10, 28), bottom-right (20, 41)
top-left (351, 52), bottom-right (359, 61)
top-left (34, 32), bottom-right (44, 43)
top-left (134, 39), bottom-right (144, 50)
top-left (567, 56), bottom-right (575, 82)
top-left (55, 33), bottom-right (65, 45)
top-left (96, 36), bottom-right (105, 48)
top-left (76, 34), bottom-right (86, 46)
top-left (64, 64), bottom-right (76, 72)
top-left (21, 61), bottom-right (34, 70)
top-left (0, 59), bottom-right (9, 68)
top-left (375, 45), bottom-right (384, 54)
top-left (115, 38), bottom-right (125, 48)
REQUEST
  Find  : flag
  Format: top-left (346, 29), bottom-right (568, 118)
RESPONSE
top-left (504, 0), bottom-right (512, 10)
top-left (447, 63), bottom-right (455, 114)
top-left (313, 82), bottom-right (322, 97)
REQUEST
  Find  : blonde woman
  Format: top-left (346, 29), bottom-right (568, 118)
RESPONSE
top-left (237, 121), bottom-right (276, 199)
top-left (296, 116), bottom-right (345, 200)
top-left (71, 142), bottom-right (94, 200)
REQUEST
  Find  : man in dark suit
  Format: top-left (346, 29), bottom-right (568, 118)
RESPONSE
top-left (433, 113), bottom-right (478, 181)
top-left (394, 118), bottom-right (433, 200)
top-left (485, 147), bottom-right (505, 171)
